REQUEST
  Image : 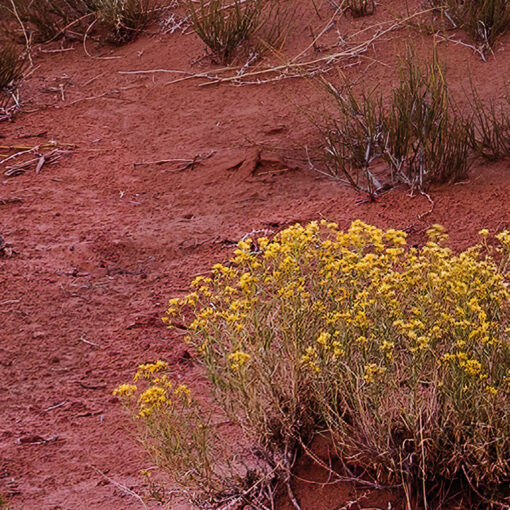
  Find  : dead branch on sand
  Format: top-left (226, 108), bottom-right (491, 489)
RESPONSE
top-left (0, 142), bottom-right (76, 177)
top-left (119, 9), bottom-right (433, 87)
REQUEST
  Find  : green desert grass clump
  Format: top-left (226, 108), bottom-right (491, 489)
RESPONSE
top-left (116, 221), bottom-right (510, 508)
top-left (383, 48), bottom-right (471, 186)
top-left (315, 49), bottom-right (472, 193)
top-left (317, 83), bottom-right (386, 195)
top-left (184, 0), bottom-right (292, 64)
top-left (468, 86), bottom-right (510, 161)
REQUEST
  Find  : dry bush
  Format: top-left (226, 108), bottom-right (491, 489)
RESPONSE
top-left (0, 43), bottom-right (24, 90)
top-left (1, 0), bottom-right (96, 42)
top-left (0, 0), bottom-right (153, 44)
top-left (117, 221), bottom-right (510, 509)
top-left (184, 0), bottom-right (292, 64)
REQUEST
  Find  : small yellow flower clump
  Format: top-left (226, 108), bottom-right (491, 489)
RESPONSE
top-left (114, 359), bottom-right (194, 419)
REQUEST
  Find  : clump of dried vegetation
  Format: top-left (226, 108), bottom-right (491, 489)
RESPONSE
top-left (4, 0), bottom-right (96, 42)
top-left (116, 221), bottom-right (510, 509)
top-left (93, 0), bottom-right (155, 43)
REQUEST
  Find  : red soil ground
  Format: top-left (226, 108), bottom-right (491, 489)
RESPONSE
top-left (1, 1), bottom-right (509, 508)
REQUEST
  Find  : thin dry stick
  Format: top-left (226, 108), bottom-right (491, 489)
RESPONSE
top-left (119, 65), bottom-right (233, 76)
top-left (36, 12), bottom-right (96, 46)
top-left (134, 150), bottom-right (215, 168)
top-left (417, 190), bottom-right (435, 220)
top-left (82, 72), bottom-right (106, 87)
top-left (8, 0), bottom-right (32, 65)
top-left (89, 465), bottom-right (149, 510)
top-left (83, 19), bottom-right (122, 60)
top-left (434, 33), bottom-right (487, 61)
top-left (40, 47), bottom-right (76, 54)
top-left (291, 1), bottom-right (346, 63)
top-left (62, 85), bottom-right (142, 107)
top-left (297, 437), bottom-right (388, 490)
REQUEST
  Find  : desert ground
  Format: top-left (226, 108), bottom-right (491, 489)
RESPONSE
top-left (1, 0), bottom-right (509, 508)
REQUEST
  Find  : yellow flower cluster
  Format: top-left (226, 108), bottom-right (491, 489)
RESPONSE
top-left (114, 359), bottom-right (194, 419)
top-left (228, 350), bottom-right (251, 371)
top-left (134, 360), bottom-right (169, 381)
top-left (363, 363), bottom-right (387, 383)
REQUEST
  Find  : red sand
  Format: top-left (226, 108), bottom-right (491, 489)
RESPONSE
top-left (1, 1), bottom-right (509, 507)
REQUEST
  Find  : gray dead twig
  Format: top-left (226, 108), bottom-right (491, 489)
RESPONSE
top-left (133, 150), bottom-right (215, 170)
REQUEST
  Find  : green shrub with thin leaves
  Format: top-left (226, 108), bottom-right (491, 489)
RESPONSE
top-left (185, 0), bottom-right (292, 64)
top-left (383, 48), bottom-right (472, 187)
top-left (315, 49), bottom-right (472, 194)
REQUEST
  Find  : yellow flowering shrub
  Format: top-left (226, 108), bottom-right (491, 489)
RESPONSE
top-left (120, 221), bottom-right (510, 507)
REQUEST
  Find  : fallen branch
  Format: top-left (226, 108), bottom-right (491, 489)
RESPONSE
top-left (119, 8), bottom-right (434, 88)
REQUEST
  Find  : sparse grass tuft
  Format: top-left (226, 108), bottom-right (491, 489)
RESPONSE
top-left (468, 86), bottom-right (510, 161)
top-left (316, 80), bottom-right (386, 195)
top-left (184, 0), bottom-right (292, 64)
top-left (94, 0), bottom-right (155, 44)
